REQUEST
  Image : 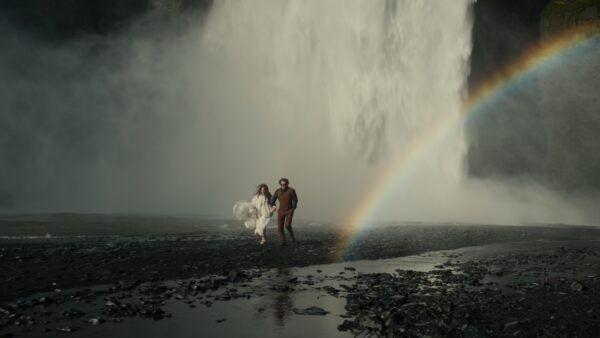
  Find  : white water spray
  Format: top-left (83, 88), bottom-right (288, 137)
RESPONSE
top-left (200, 0), bottom-right (471, 162)
top-left (187, 0), bottom-right (598, 224)
top-left (4, 0), bottom-right (593, 224)
top-left (181, 0), bottom-right (478, 220)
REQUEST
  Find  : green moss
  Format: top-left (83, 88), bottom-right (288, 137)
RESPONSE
top-left (543, 0), bottom-right (600, 15)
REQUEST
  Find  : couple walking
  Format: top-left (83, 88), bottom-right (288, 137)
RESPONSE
top-left (234, 178), bottom-right (298, 246)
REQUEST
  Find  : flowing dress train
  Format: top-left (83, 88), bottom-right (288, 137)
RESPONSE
top-left (233, 194), bottom-right (272, 236)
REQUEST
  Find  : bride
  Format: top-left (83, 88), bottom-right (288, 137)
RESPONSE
top-left (233, 184), bottom-right (273, 245)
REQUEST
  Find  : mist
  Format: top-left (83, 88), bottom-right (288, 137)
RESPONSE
top-left (1, 0), bottom-right (599, 225)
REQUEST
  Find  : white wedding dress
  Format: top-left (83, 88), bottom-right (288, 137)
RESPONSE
top-left (233, 194), bottom-right (272, 236)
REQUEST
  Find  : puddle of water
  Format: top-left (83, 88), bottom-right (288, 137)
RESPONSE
top-left (8, 253), bottom-right (448, 338)
top-left (295, 254), bottom-right (446, 276)
top-left (66, 292), bottom-right (349, 338)
top-left (11, 240), bottom-right (600, 338)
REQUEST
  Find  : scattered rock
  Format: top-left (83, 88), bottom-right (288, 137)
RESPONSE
top-left (88, 318), bottom-right (102, 325)
top-left (293, 306), bottom-right (329, 316)
top-left (227, 271), bottom-right (238, 282)
top-left (61, 309), bottom-right (85, 318)
top-left (56, 326), bottom-right (77, 333)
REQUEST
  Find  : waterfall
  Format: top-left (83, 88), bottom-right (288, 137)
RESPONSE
top-left (200, 0), bottom-right (473, 163)
top-left (187, 0), bottom-right (474, 220)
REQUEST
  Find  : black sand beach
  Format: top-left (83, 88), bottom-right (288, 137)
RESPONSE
top-left (2, 215), bottom-right (600, 337)
top-left (2, 214), bottom-right (599, 302)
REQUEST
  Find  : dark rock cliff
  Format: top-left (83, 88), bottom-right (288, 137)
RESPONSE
top-left (467, 0), bottom-right (600, 193)
top-left (541, 0), bottom-right (600, 38)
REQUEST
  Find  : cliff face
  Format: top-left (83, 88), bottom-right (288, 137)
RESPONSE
top-left (539, 1), bottom-right (600, 191)
top-left (468, 0), bottom-right (550, 91)
top-left (541, 0), bottom-right (600, 38)
top-left (467, 0), bottom-right (600, 193)
top-left (467, 0), bottom-right (551, 179)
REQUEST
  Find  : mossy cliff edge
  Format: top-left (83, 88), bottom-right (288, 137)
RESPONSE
top-left (541, 0), bottom-right (600, 37)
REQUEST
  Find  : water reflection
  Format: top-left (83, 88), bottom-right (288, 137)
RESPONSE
top-left (272, 268), bottom-right (294, 327)
top-left (11, 250), bottom-right (453, 338)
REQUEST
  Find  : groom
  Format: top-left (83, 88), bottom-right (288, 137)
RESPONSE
top-left (270, 178), bottom-right (298, 246)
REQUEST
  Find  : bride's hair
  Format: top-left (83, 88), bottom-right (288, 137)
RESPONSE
top-left (255, 183), bottom-right (271, 198)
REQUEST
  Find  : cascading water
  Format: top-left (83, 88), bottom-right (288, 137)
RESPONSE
top-left (187, 0), bottom-right (477, 222)
top-left (200, 0), bottom-right (472, 163)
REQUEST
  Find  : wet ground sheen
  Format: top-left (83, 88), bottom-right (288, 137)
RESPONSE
top-left (2, 215), bottom-right (600, 337)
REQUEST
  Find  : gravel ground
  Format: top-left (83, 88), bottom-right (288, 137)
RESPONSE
top-left (2, 214), bottom-right (600, 337)
top-left (2, 215), bottom-right (599, 302)
top-left (339, 242), bottom-right (600, 337)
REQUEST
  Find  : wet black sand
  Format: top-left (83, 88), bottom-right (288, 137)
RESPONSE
top-left (1, 214), bottom-right (600, 337)
top-left (340, 241), bottom-right (600, 337)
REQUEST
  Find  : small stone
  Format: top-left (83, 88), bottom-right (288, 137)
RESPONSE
top-left (62, 309), bottom-right (85, 318)
top-left (293, 306), bottom-right (329, 316)
top-left (56, 326), bottom-right (77, 333)
top-left (338, 320), bottom-right (356, 332)
top-left (88, 318), bottom-right (102, 325)
top-left (227, 271), bottom-right (238, 282)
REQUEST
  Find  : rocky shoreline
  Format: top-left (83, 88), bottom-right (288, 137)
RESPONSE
top-left (2, 221), bottom-right (600, 337)
top-left (339, 244), bottom-right (600, 337)
top-left (3, 222), bottom-right (600, 303)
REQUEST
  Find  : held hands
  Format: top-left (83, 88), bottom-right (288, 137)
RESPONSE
top-left (268, 206), bottom-right (276, 217)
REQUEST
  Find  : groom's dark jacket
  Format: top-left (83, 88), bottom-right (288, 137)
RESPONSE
top-left (270, 187), bottom-right (298, 213)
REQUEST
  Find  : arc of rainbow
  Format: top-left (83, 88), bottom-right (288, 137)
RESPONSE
top-left (333, 23), bottom-right (600, 261)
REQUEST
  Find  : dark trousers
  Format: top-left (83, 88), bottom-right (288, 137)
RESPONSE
top-left (276, 210), bottom-right (295, 242)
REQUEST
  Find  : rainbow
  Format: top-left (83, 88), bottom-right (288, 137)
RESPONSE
top-left (333, 23), bottom-right (600, 261)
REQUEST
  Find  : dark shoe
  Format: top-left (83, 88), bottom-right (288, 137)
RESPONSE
top-left (280, 242), bottom-right (287, 247)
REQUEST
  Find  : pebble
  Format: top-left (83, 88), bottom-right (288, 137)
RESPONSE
top-left (293, 306), bottom-right (329, 316)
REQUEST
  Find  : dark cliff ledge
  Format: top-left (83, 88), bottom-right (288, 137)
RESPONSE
top-left (466, 0), bottom-right (550, 180)
top-left (468, 0), bottom-right (550, 91)
top-left (467, 0), bottom-right (600, 193)
top-left (541, 0), bottom-right (600, 38)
